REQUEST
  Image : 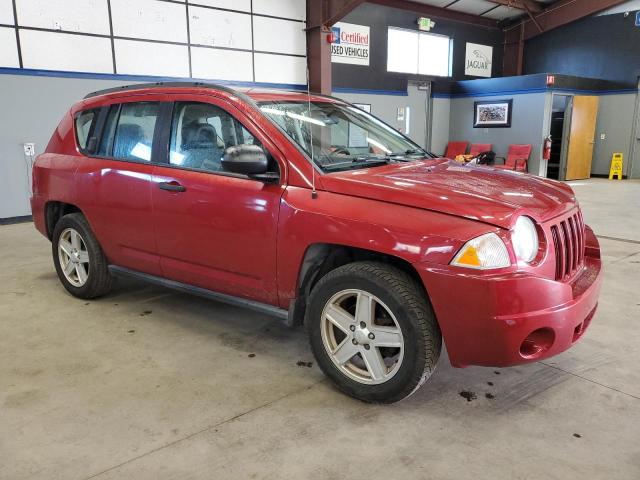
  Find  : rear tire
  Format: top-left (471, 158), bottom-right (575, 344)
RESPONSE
top-left (306, 261), bottom-right (441, 403)
top-left (52, 213), bottom-right (113, 299)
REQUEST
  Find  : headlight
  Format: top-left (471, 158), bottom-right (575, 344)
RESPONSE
top-left (451, 232), bottom-right (510, 270)
top-left (512, 216), bottom-right (539, 263)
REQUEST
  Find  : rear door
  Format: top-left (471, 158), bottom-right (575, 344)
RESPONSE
top-left (75, 96), bottom-right (167, 275)
top-left (151, 95), bottom-right (285, 305)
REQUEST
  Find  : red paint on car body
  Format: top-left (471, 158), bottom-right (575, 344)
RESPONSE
top-left (31, 84), bottom-right (602, 368)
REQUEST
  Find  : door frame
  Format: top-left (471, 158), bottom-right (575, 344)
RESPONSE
top-left (627, 77), bottom-right (640, 179)
top-left (545, 92), bottom-right (574, 181)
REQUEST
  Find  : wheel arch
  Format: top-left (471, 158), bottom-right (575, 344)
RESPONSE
top-left (287, 243), bottom-right (430, 327)
top-left (44, 201), bottom-right (83, 240)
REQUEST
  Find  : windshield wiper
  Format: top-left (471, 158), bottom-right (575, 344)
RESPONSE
top-left (321, 156), bottom-right (390, 171)
top-left (388, 148), bottom-right (428, 157)
top-left (352, 156), bottom-right (390, 163)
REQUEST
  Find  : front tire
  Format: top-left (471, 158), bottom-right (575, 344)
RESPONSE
top-left (307, 262), bottom-right (441, 403)
top-left (52, 213), bottom-right (113, 299)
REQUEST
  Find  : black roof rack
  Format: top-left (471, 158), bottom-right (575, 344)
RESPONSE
top-left (83, 81), bottom-right (246, 100)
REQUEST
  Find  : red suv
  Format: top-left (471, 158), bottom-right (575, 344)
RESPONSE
top-left (31, 83), bottom-right (603, 403)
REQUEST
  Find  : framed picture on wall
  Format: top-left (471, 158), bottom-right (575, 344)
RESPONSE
top-left (473, 99), bottom-right (512, 128)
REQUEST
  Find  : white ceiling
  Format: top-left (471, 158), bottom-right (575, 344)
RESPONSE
top-left (409, 0), bottom-right (529, 22)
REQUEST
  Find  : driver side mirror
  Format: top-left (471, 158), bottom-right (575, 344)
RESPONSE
top-left (221, 144), bottom-right (278, 183)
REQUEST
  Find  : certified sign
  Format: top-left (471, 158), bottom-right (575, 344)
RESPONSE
top-left (331, 22), bottom-right (370, 66)
top-left (464, 42), bottom-right (493, 78)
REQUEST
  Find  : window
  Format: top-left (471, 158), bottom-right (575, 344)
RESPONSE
top-left (387, 27), bottom-right (451, 77)
top-left (74, 109), bottom-right (98, 151)
top-left (98, 102), bottom-right (160, 161)
top-left (169, 102), bottom-right (263, 173)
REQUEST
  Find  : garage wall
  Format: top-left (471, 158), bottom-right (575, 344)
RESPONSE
top-left (0, 0), bottom-right (307, 85)
top-left (592, 92), bottom-right (637, 177)
top-left (334, 2), bottom-right (505, 92)
top-left (0, 0), bottom-right (309, 220)
top-left (448, 92), bottom-right (549, 175)
top-left (0, 74), bottom-right (133, 219)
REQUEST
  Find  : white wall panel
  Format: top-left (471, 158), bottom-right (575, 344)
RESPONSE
top-left (115, 39), bottom-right (189, 77)
top-left (20, 30), bottom-right (112, 72)
top-left (0, 0), bottom-right (14, 25)
top-left (253, 16), bottom-right (305, 55)
top-left (189, 6), bottom-right (251, 49)
top-left (191, 47), bottom-right (252, 81)
top-left (16, 0), bottom-right (110, 34)
top-left (0, 27), bottom-right (18, 67)
top-left (253, 0), bottom-right (305, 20)
top-left (254, 53), bottom-right (305, 85)
top-left (190, 0), bottom-right (250, 12)
top-left (111, 0), bottom-right (187, 43)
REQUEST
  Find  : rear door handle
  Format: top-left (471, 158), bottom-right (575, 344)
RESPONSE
top-left (158, 181), bottom-right (186, 193)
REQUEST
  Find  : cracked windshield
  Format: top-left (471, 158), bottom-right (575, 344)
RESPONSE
top-left (259, 101), bottom-right (434, 172)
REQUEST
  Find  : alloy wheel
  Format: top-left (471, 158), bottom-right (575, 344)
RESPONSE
top-left (320, 289), bottom-right (404, 385)
top-left (58, 228), bottom-right (90, 287)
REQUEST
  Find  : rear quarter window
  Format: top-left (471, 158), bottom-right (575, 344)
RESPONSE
top-left (74, 109), bottom-right (99, 151)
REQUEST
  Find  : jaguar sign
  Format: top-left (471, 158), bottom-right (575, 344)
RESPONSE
top-left (465, 42), bottom-right (493, 78)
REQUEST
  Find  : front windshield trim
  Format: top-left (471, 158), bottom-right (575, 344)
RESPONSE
top-left (256, 99), bottom-right (435, 174)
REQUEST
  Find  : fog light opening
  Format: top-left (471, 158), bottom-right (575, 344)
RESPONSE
top-left (520, 328), bottom-right (555, 359)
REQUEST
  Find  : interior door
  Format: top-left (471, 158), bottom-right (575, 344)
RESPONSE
top-left (151, 96), bottom-right (284, 305)
top-left (565, 95), bottom-right (599, 180)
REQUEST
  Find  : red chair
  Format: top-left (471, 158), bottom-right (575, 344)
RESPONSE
top-left (469, 143), bottom-right (492, 157)
top-left (444, 141), bottom-right (468, 159)
top-left (494, 144), bottom-right (532, 172)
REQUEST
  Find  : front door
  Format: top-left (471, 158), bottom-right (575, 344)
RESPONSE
top-left (565, 95), bottom-right (599, 180)
top-left (151, 97), bottom-right (284, 305)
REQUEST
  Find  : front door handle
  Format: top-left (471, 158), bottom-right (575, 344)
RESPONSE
top-left (158, 181), bottom-right (186, 193)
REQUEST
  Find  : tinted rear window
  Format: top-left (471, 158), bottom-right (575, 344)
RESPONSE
top-left (75, 109), bottom-right (98, 151)
top-left (97, 102), bottom-right (160, 161)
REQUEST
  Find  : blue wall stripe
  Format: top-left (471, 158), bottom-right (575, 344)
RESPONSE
top-left (332, 87), bottom-right (408, 96)
top-left (0, 67), bottom-right (308, 91)
top-left (433, 86), bottom-right (638, 99)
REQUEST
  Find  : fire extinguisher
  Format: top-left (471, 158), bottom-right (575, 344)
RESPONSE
top-left (543, 136), bottom-right (552, 161)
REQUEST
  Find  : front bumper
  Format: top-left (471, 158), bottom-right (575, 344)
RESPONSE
top-left (417, 228), bottom-right (602, 368)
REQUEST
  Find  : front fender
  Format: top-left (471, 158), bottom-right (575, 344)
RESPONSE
top-left (276, 186), bottom-right (494, 308)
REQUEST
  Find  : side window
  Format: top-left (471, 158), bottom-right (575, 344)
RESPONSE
top-left (169, 102), bottom-right (264, 173)
top-left (74, 109), bottom-right (98, 151)
top-left (97, 105), bottom-right (119, 157)
top-left (102, 102), bottom-right (159, 161)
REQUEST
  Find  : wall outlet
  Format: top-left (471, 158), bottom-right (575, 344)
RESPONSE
top-left (23, 143), bottom-right (35, 156)
top-left (600, 133), bottom-right (606, 140)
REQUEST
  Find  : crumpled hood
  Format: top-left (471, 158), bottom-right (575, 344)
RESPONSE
top-left (320, 159), bottom-right (577, 229)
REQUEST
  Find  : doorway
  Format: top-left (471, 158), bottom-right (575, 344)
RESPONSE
top-left (547, 94), bottom-right (571, 180)
top-left (547, 94), bottom-right (600, 181)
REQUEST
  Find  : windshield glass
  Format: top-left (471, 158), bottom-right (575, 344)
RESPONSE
top-left (258, 100), bottom-right (434, 172)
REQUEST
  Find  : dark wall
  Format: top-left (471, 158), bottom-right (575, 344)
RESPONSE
top-left (524, 12), bottom-right (640, 88)
top-left (333, 4), bottom-right (504, 91)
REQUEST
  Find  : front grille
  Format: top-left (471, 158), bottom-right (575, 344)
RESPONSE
top-left (550, 210), bottom-right (585, 281)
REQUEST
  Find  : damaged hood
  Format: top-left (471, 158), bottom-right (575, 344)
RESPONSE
top-left (320, 159), bottom-right (577, 229)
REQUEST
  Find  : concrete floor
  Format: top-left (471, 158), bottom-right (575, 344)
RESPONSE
top-left (1, 178), bottom-right (639, 480)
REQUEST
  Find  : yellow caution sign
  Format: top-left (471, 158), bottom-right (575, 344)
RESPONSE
top-left (609, 153), bottom-right (624, 180)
